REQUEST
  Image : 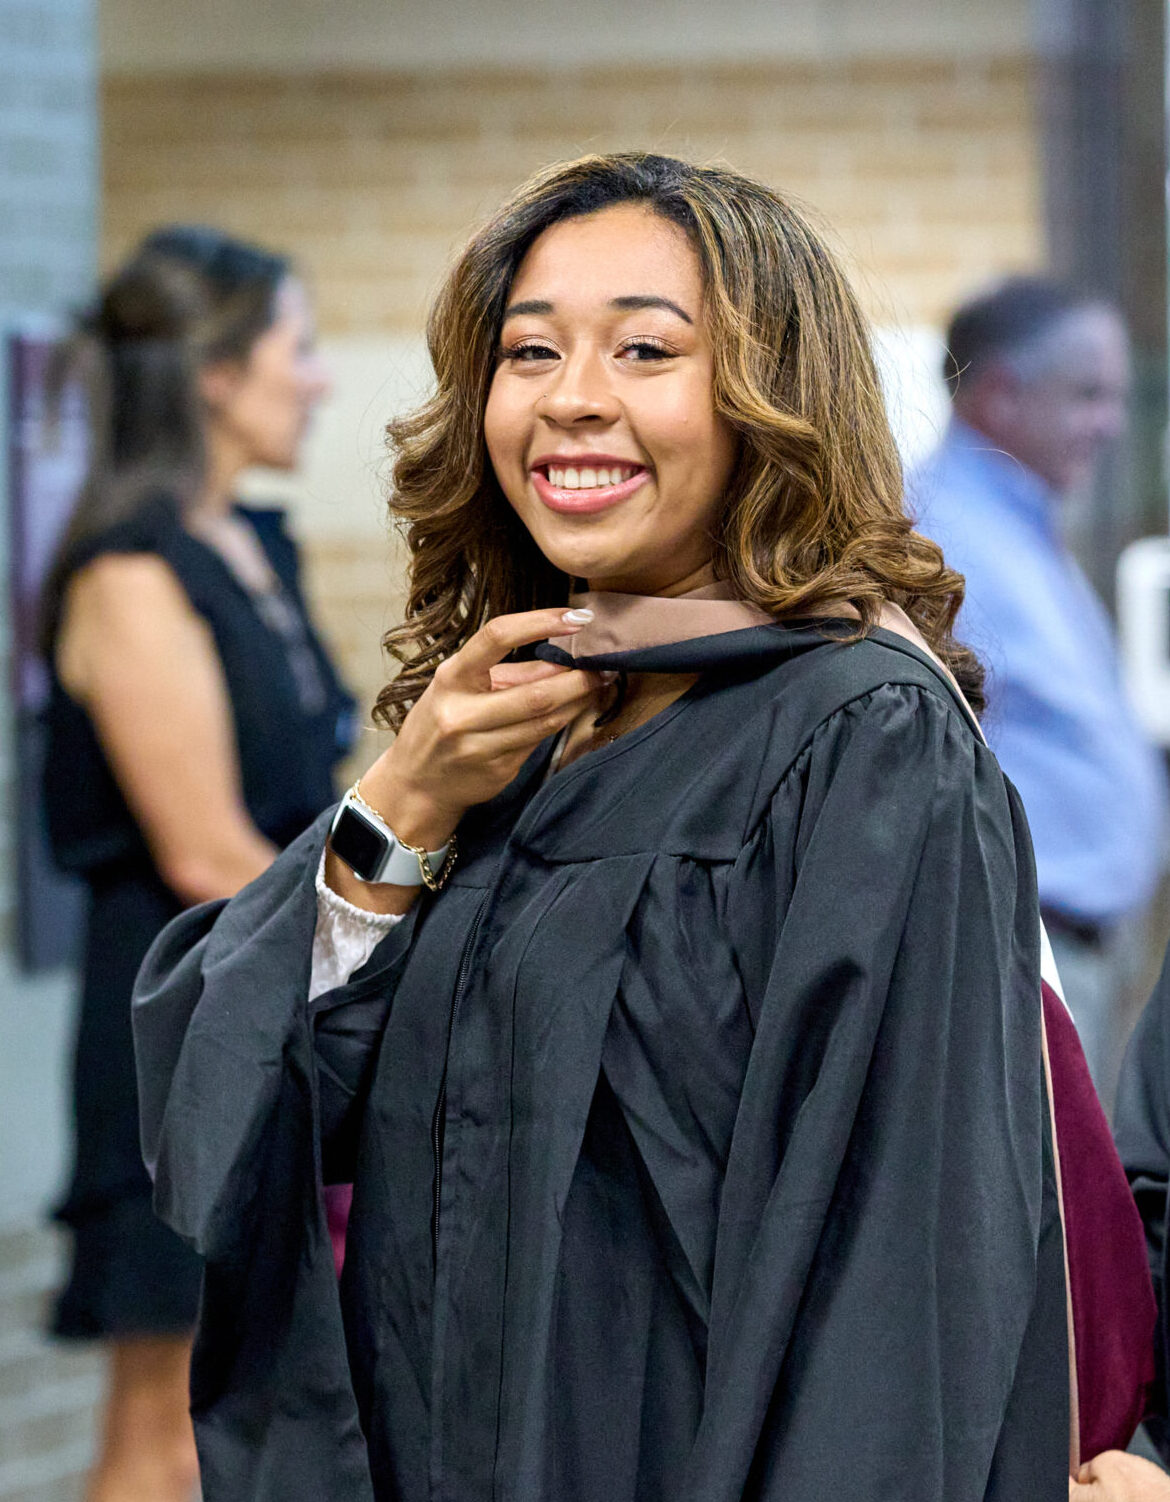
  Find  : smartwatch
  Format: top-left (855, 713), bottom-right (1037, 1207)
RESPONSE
top-left (328, 785), bottom-right (456, 889)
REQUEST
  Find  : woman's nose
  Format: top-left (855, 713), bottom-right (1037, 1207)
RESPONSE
top-left (305, 354), bottom-right (333, 404)
top-left (537, 352), bottom-right (617, 425)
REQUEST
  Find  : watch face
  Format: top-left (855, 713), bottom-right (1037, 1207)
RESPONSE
top-left (330, 805), bottom-right (389, 880)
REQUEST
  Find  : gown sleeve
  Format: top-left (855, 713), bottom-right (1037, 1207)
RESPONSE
top-left (687, 682), bottom-right (1068, 1501)
top-left (133, 811), bottom-right (417, 1263)
top-left (132, 811), bottom-right (419, 1502)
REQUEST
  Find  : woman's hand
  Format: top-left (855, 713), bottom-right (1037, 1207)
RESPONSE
top-left (1071, 1451), bottom-right (1170, 1501)
top-left (325, 608), bottom-right (600, 913)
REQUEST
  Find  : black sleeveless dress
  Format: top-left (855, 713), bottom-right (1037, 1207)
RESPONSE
top-left (45, 494), bottom-right (356, 1338)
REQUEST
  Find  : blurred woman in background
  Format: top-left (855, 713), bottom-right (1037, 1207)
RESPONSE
top-left (40, 227), bottom-right (355, 1502)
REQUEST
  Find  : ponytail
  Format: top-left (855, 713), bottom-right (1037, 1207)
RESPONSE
top-left (39, 226), bottom-right (288, 654)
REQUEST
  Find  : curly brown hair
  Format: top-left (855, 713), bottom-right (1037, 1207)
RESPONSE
top-left (376, 152), bottom-right (982, 727)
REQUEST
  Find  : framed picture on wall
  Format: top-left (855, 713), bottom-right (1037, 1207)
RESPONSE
top-left (7, 328), bottom-right (87, 971)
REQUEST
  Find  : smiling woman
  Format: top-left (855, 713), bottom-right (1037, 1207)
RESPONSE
top-left (131, 156), bottom-right (1102, 1502)
top-left (377, 153), bottom-right (983, 735)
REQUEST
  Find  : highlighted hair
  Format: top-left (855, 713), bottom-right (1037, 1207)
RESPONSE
top-left (377, 152), bottom-right (981, 726)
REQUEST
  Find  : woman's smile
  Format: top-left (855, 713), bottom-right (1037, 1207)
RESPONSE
top-left (530, 452), bottom-right (651, 514)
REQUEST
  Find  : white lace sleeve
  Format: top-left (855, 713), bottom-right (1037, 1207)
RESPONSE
top-left (310, 851), bottom-right (405, 1003)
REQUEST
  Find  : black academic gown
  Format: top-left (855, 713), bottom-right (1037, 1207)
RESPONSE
top-left (133, 622), bottom-right (1069, 1502)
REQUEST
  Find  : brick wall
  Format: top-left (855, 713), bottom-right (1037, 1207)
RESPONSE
top-left (103, 57), bottom-right (1042, 336)
top-left (99, 0), bottom-right (1030, 75)
top-left (301, 533), bottom-right (406, 777)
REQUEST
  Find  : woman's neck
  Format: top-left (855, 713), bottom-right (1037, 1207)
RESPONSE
top-left (584, 559), bottom-right (718, 599)
top-left (189, 489), bottom-right (235, 524)
top-left (192, 432), bottom-right (249, 522)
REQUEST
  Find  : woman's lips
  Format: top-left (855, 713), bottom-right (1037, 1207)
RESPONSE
top-left (530, 466), bottom-right (650, 515)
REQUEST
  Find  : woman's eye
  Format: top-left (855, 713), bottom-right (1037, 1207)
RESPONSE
top-left (501, 342), bottom-right (559, 362)
top-left (618, 340), bottom-right (674, 362)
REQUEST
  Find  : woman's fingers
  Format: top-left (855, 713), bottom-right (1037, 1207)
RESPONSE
top-left (445, 666), bottom-right (601, 737)
top-left (1070, 1452), bottom-right (1170, 1501)
top-left (446, 607), bottom-right (591, 688)
top-left (375, 609), bottom-right (599, 832)
top-left (478, 681), bottom-right (602, 753)
top-left (489, 659), bottom-right (568, 690)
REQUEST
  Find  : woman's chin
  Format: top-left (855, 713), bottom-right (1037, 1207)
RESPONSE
top-left (528, 537), bottom-right (622, 584)
top-left (542, 555), bottom-right (644, 593)
top-left (529, 535), bottom-right (684, 594)
top-left (244, 435), bottom-right (304, 472)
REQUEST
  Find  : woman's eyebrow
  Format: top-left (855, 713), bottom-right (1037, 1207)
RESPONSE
top-left (502, 295), bottom-right (694, 324)
top-left (611, 295), bottom-right (693, 324)
top-left (503, 299), bottom-right (553, 319)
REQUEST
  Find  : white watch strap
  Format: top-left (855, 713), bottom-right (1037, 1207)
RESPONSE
top-left (332, 789), bottom-right (451, 885)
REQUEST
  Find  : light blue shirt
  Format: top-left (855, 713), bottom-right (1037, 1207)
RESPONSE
top-left (908, 419), bottom-right (1167, 924)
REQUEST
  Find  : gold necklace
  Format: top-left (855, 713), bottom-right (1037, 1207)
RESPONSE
top-left (587, 674), bottom-right (693, 749)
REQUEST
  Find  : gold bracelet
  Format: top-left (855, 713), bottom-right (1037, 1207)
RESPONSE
top-left (394, 831), bottom-right (459, 893)
top-left (351, 778), bottom-right (459, 892)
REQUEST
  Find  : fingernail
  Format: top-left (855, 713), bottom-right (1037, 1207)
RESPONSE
top-left (598, 670), bottom-right (619, 684)
top-left (562, 608), bottom-right (594, 625)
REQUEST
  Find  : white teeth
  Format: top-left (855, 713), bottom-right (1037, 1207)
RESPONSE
top-left (545, 464), bottom-right (637, 490)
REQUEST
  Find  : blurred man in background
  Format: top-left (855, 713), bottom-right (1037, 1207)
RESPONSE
top-left (910, 277), bottom-right (1167, 1102)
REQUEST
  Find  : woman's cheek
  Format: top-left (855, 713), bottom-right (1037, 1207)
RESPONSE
top-left (486, 414), bottom-right (528, 499)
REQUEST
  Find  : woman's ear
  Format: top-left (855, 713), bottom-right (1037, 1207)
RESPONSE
top-left (198, 359), bottom-right (243, 413)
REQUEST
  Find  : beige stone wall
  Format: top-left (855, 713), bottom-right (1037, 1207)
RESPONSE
top-left (102, 57), bottom-right (1043, 726)
top-left (103, 59), bottom-right (1041, 335)
top-left (100, 0), bottom-right (1030, 75)
top-left (299, 535), bottom-right (405, 773)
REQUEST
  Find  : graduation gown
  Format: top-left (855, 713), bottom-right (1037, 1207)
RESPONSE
top-left (133, 619), bottom-right (1070, 1501)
